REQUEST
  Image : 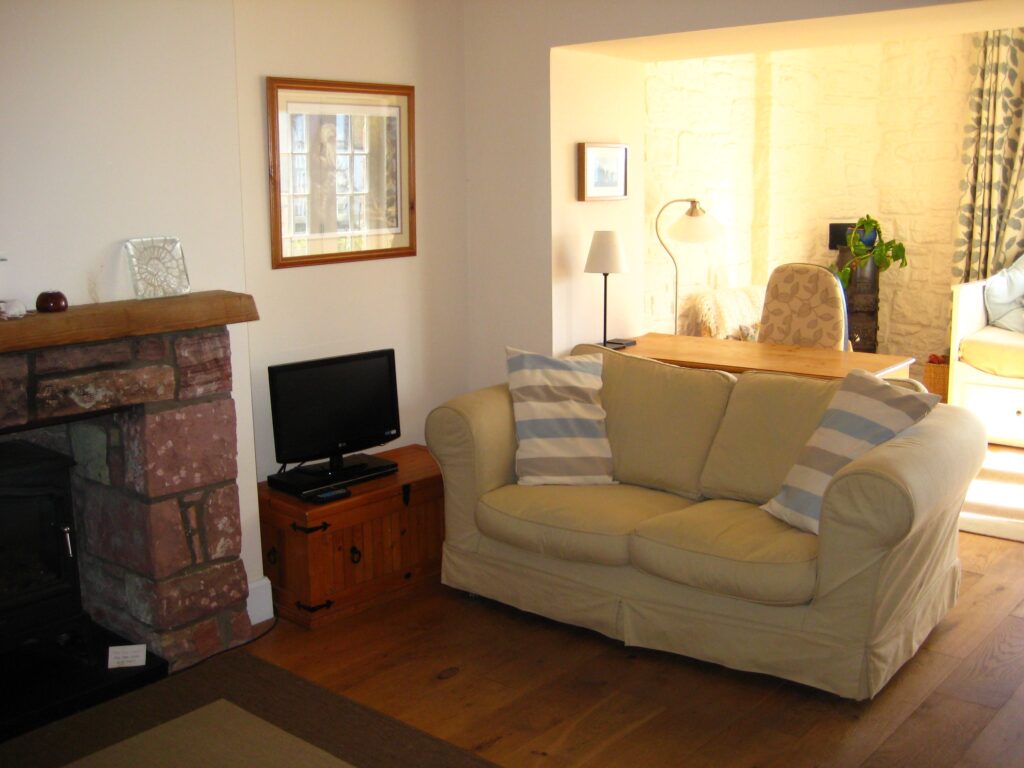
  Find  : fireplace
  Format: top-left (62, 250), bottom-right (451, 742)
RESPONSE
top-left (0, 291), bottom-right (259, 672)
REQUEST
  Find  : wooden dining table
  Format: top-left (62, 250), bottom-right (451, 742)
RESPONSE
top-left (618, 333), bottom-right (914, 380)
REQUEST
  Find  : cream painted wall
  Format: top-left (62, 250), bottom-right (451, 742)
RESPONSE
top-left (462, 0), bottom-right (976, 389)
top-left (550, 50), bottom-right (646, 354)
top-left (232, 0), bottom-right (467, 480)
top-left (643, 35), bottom-right (975, 366)
top-left (0, 0), bottom-right (264, 603)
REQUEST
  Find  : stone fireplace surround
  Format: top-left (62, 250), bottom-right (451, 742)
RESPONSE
top-left (0, 291), bottom-right (258, 670)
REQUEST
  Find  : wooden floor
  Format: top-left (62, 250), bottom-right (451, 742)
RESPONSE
top-left (248, 451), bottom-right (1024, 768)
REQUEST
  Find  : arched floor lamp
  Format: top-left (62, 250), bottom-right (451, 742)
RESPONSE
top-left (654, 198), bottom-right (724, 334)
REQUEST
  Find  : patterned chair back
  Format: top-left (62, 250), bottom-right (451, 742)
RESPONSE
top-left (757, 263), bottom-right (849, 350)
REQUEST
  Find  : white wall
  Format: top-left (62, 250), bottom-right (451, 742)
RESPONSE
top-left (0, 0), bottom-right (263, 600)
top-left (233, 0), bottom-right (467, 480)
top-left (550, 50), bottom-right (646, 354)
top-left (461, 0), bottom-right (999, 388)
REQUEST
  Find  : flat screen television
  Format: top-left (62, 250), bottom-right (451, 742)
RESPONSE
top-left (266, 349), bottom-right (401, 499)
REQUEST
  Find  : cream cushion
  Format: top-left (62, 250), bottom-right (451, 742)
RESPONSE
top-left (630, 499), bottom-right (818, 605)
top-left (600, 351), bottom-right (734, 499)
top-left (701, 372), bottom-right (840, 503)
top-left (477, 484), bottom-right (692, 566)
top-left (960, 325), bottom-right (1024, 378)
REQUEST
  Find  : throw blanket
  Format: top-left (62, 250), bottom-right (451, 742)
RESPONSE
top-left (679, 286), bottom-right (766, 340)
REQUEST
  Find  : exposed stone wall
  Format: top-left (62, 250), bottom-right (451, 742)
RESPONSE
top-left (644, 35), bottom-right (976, 370)
top-left (0, 327), bottom-right (251, 670)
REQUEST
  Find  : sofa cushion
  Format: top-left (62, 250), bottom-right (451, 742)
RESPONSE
top-left (506, 347), bottom-right (614, 485)
top-left (629, 499), bottom-right (818, 605)
top-left (983, 254), bottom-right (1024, 332)
top-left (960, 325), bottom-right (1024, 378)
top-left (598, 349), bottom-right (735, 499)
top-left (762, 370), bottom-right (939, 534)
top-left (477, 484), bottom-right (692, 566)
top-left (701, 372), bottom-right (840, 503)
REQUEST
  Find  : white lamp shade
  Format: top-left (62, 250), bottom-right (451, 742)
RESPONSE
top-left (666, 204), bottom-right (724, 243)
top-left (584, 230), bottom-right (628, 274)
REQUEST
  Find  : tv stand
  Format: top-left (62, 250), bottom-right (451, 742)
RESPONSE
top-left (267, 452), bottom-right (398, 500)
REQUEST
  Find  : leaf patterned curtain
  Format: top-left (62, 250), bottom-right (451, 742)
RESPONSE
top-left (953, 29), bottom-right (1024, 282)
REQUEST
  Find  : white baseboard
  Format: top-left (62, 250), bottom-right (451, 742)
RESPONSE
top-left (247, 576), bottom-right (275, 624)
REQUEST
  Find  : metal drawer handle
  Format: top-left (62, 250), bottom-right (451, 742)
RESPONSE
top-left (350, 546), bottom-right (362, 564)
top-left (62, 526), bottom-right (73, 559)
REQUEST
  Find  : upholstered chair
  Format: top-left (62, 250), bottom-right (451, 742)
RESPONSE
top-left (757, 263), bottom-right (849, 350)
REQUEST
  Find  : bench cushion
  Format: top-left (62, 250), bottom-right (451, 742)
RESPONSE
top-left (629, 499), bottom-right (818, 605)
top-left (960, 325), bottom-right (1024, 378)
top-left (477, 484), bottom-right (691, 566)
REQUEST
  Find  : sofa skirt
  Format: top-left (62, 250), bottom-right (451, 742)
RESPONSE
top-left (441, 540), bottom-right (960, 700)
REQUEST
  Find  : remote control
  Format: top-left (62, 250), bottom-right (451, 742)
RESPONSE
top-left (309, 487), bottom-right (351, 503)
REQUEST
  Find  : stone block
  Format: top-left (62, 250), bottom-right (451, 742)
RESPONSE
top-left (201, 484), bottom-right (242, 560)
top-left (134, 335), bottom-right (169, 362)
top-left (0, 355), bottom-right (28, 429)
top-left (36, 365), bottom-right (175, 419)
top-left (69, 421), bottom-right (110, 484)
top-left (123, 399), bottom-right (238, 496)
top-left (76, 479), bottom-right (193, 579)
top-left (175, 329), bottom-right (232, 400)
top-left (125, 559), bottom-right (248, 630)
top-left (35, 341), bottom-right (132, 374)
top-left (154, 617), bottom-right (223, 672)
top-left (77, 553), bottom-right (128, 614)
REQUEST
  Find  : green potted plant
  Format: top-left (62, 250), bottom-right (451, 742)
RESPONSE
top-left (835, 214), bottom-right (907, 289)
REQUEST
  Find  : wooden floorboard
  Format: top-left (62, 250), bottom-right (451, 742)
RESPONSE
top-left (247, 448), bottom-right (1024, 768)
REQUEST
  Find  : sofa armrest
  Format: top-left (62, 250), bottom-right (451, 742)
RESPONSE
top-left (425, 384), bottom-right (517, 549)
top-left (949, 279), bottom-right (990, 405)
top-left (950, 280), bottom-right (989, 354)
top-left (815, 404), bottom-right (986, 600)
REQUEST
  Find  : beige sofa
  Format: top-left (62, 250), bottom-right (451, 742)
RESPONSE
top-left (425, 348), bottom-right (986, 699)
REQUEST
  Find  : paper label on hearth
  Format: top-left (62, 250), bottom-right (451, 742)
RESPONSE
top-left (108, 644), bottom-right (147, 668)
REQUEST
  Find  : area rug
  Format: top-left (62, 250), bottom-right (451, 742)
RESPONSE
top-left (0, 650), bottom-right (490, 768)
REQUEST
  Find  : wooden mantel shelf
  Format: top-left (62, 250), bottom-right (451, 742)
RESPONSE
top-left (0, 290), bottom-right (259, 354)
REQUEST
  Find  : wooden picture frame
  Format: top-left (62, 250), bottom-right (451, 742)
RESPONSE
top-left (267, 77), bottom-right (416, 268)
top-left (576, 143), bottom-right (627, 201)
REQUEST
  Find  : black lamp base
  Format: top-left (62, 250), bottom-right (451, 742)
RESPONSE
top-left (592, 340), bottom-right (627, 350)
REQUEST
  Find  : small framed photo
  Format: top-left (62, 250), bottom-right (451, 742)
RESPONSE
top-left (576, 143), bottom-right (627, 201)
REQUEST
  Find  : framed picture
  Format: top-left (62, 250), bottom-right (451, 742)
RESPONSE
top-left (267, 77), bottom-right (416, 268)
top-left (576, 143), bottom-right (627, 201)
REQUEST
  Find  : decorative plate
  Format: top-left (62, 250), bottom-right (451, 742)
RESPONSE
top-left (123, 237), bottom-right (191, 299)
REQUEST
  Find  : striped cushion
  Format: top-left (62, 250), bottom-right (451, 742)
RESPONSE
top-left (506, 347), bottom-right (614, 485)
top-left (762, 369), bottom-right (939, 534)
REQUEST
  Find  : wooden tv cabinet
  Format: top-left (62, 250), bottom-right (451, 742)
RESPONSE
top-left (257, 444), bottom-right (444, 628)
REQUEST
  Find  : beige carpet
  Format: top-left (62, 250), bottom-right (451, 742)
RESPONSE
top-left (66, 700), bottom-right (353, 768)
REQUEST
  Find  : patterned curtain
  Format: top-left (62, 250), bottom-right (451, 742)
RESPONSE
top-left (953, 29), bottom-right (1024, 282)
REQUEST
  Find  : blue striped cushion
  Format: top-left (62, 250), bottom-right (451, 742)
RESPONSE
top-left (506, 347), bottom-right (614, 485)
top-left (762, 370), bottom-right (939, 534)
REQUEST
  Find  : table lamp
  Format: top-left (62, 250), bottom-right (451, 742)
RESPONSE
top-left (584, 230), bottom-right (629, 348)
top-left (655, 198), bottom-right (724, 334)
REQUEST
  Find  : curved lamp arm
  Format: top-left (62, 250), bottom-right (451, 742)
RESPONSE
top-left (655, 198), bottom-right (715, 335)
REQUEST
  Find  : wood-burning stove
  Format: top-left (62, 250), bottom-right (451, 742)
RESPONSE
top-left (0, 441), bottom-right (81, 651)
